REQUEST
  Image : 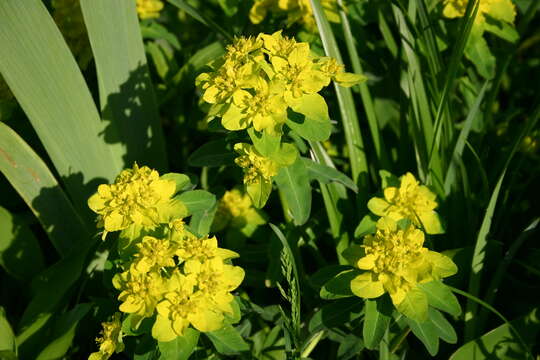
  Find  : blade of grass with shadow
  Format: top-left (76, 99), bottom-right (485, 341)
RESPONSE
top-left (80, 0), bottom-right (168, 171)
top-left (0, 122), bottom-right (90, 257)
top-left (0, 0), bottom-right (123, 204)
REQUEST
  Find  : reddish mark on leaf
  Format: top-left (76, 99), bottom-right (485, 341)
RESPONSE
top-left (0, 147), bottom-right (17, 167)
top-left (28, 167), bottom-right (41, 183)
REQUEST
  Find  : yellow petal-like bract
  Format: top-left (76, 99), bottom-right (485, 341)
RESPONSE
top-left (212, 188), bottom-right (266, 231)
top-left (136, 0), bottom-right (164, 19)
top-left (88, 313), bottom-right (124, 360)
top-left (442, 0), bottom-right (516, 25)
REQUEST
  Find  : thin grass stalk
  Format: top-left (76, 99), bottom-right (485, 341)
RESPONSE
top-left (310, 0), bottom-right (369, 188)
top-left (337, 0), bottom-right (389, 170)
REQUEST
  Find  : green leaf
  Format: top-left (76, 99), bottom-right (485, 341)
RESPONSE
top-left (158, 328), bottom-right (199, 360)
top-left (308, 297), bottom-right (363, 333)
top-left (140, 22), bottom-right (181, 49)
top-left (418, 281), bottom-right (462, 317)
top-left (246, 181), bottom-right (272, 209)
top-left (274, 158), bottom-right (311, 226)
top-left (405, 315), bottom-right (440, 356)
top-left (309, 265), bottom-right (351, 291)
top-left (80, 0), bottom-right (167, 171)
top-left (189, 203), bottom-right (217, 237)
top-left (206, 325), bottom-right (249, 355)
top-left (188, 140), bottom-right (235, 167)
top-left (176, 190), bottom-right (216, 215)
top-left (0, 0), bottom-right (123, 206)
top-left (354, 214), bottom-right (378, 238)
top-left (450, 308), bottom-right (540, 360)
top-left (248, 128), bottom-right (281, 157)
top-left (0, 122), bottom-right (90, 257)
top-left (290, 93), bottom-right (329, 123)
top-left (0, 307), bottom-right (16, 353)
top-left (0, 206), bottom-right (44, 282)
top-left (286, 109), bottom-right (332, 142)
top-left (302, 158), bottom-right (358, 192)
top-left (341, 244), bottom-right (364, 267)
top-left (429, 308), bottom-right (457, 344)
top-left (483, 16), bottom-right (519, 42)
top-left (396, 287), bottom-right (428, 322)
top-left (161, 173), bottom-right (193, 193)
top-left (363, 299), bottom-right (391, 350)
top-left (35, 303), bottom-right (92, 360)
top-left (320, 270), bottom-right (358, 300)
top-left (465, 32), bottom-right (496, 79)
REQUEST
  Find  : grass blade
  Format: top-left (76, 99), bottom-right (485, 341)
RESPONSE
top-left (0, 122), bottom-right (90, 256)
top-left (0, 0), bottom-right (123, 207)
top-left (80, 0), bottom-right (168, 171)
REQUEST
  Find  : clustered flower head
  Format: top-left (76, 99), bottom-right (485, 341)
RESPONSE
top-left (350, 217), bottom-right (457, 321)
top-left (442, 0), bottom-right (516, 26)
top-left (367, 172), bottom-right (443, 234)
top-left (88, 163), bottom-right (186, 239)
top-left (51, 0), bottom-right (93, 70)
top-left (196, 31), bottom-right (365, 136)
top-left (88, 313), bottom-right (124, 360)
top-left (136, 0), bottom-right (164, 19)
top-left (212, 188), bottom-right (266, 231)
top-left (249, 0), bottom-right (340, 32)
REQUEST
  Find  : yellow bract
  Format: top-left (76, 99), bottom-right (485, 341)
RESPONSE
top-left (52, 0), bottom-right (92, 70)
top-left (88, 164), bottom-right (184, 238)
top-left (249, 0), bottom-right (340, 32)
top-left (88, 313), bottom-right (124, 360)
top-left (113, 270), bottom-right (166, 318)
top-left (367, 172), bottom-right (443, 234)
top-left (196, 32), bottom-right (364, 136)
top-left (442, 0), bottom-right (516, 25)
top-left (136, 0), bottom-right (164, 19)
top-left (350, 218), bottom-right (457, 321)
top-left (234, 143), bottom-right (280, 186)
top-left (212, 189), bottom-right (266, 231)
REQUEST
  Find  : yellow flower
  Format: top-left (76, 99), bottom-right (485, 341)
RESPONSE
top-left (88, 164), bottom-right (186, 238)
top-left (131, 236), bottom-right (177, 274)
top-left (367, 172), bottom-right (443, 234)
top-left (249, 0), bottom-right (339, 32)
top-left (350, 217), bottom-right (457, 321)
top-left (52, 0), bottom-right (92, 70)
top-left (152, 271), bottom-right (224, 342)
top-left (234, 143), bottom-right (279, 186)
top-left (175, 235), bottom-right (239, 263)
top-left (212, 189), bottom-right (266, 231)
top-left (88, 313), bottom-right (124, 360)
top-left (442, 0), bottom-right (516, 25)
top-left (184, 257), bottom-right (245, 315)
top-left (136, 0), bottom-right (164, 19)
top-left (113, 269), bottom-right (166, 318)
top-left (317, 57), bottom-right (367, 87)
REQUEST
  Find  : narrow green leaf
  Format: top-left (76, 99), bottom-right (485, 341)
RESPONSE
top-left (274, 158), bottom-right (311, 226)
top-left (0, 307), bottom-right (16, 354)
top-left (429, 308), bottom-right (457, 344)
top-left (0, 206), bottom-right (44, 282)
top-left (0, 0), bottom-right (123, 206)
top-left (320, 270), bottom-right (357, 300)
top-left (80, 0), bottom-right (167, 171)
top-left (418, 281), bottom-right (462, 317)
top-left (363, 299), bottom-right (391, 350)
top-left (0, 122), bottom-right (90, 256)
top-left (206, 325), bottom-right (249, 355)
top-left (308, 298), bottom-right (362, 333)
top-left (303, 158), bottom-right (357, 192)
top-left (177, 190), bottom-right (216, 215)
top-left (158, 328), bottom-right (199, 360)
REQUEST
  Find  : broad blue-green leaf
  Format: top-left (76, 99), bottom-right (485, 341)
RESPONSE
top-left (0, 122), bottom-right (90, 256)
top-left (188, 140), bottom-right (235, 167)
top-left (320, 270), bottom-right (358, 300)
top-left (158, 328), bottom-right (199, 360)
top-left (405, 316), bottom-right (440, 356)
top-left (286, 109), bottom-right (332, 142)
top-left (206, 325), bottom-right (249, 355)
top-left (80, 0), bottom-right (167, 171)
top-left (177, 190), bottom-right (216, 215)
top-left (418, 281), bottom-right (462, 317)
top-left (363, 299), bottom-right (391, 350)
top-left (429, 308), bottom-right (457, 344)
top-left (274, 158), bottom-right (311, 226)
top-left (308, 297), bottom-right (363, 333)
top-left (0, 206), bottom-right (44, 281)
top-left (189, 203), bottom-right (217, 237)
top-left (465, 32), bottom-right (495, 79)
top-left (248, 128), bottom-right (281, 157)
top-left (303, 158), bottom-right (358, 192)
top-left (35, 304), bottom-right (92, 360)
top-left (0, 0), bottom-right (123, 207)
top-left (354, 214), bottom-right (378, 238)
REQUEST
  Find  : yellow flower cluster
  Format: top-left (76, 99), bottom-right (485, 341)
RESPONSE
top-left (196, 31), bottom-right (365, 136)
top-left (88, 163), bottom-right (186, 239)
top-left (212, 188), bottom-right (266, 231)
top-left (88, 313), bottom-right (124, 360)
top-left (350, 172), bottom-right (456, 321)
top-left (350, 218), bottom-right (457, 321)
top-left (249, 0), bottom-right (340, 32)
top-left (136, 0), bottom-right (164, 19)
top-left (367, 172), bottom-right (443, 234)
top-left (112, 223), bottom-right (244, 342)
top-left (52, 0), bottom-right (92, 70)
top-left (442, 0), bottom-right (516, 25)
